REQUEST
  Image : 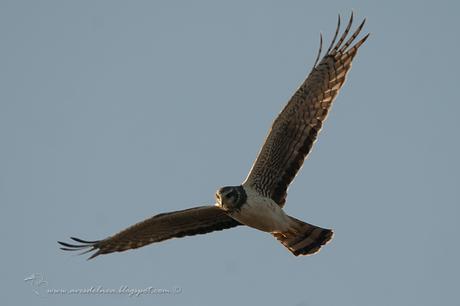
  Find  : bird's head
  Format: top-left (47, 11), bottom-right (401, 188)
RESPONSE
top-left (215, 186), bottom-right (246, 212)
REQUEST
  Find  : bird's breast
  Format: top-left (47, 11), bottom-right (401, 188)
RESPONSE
top-left (230, 193), bottom-right (290, 233)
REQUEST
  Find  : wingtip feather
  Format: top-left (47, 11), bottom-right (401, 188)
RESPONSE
top-left (58, 237), bottom-right (101, 259)
top-left (70, 237), bottom-right (99, 244)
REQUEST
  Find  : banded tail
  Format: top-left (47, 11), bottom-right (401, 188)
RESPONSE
top-left (274, 216), bottom-right (333, 256)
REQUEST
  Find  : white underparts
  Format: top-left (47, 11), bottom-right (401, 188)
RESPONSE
top-left (229, 186), bottom-right (291, 233)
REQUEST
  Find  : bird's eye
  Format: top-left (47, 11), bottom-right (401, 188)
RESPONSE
top-left (226, 192), bottom-right (233, 198)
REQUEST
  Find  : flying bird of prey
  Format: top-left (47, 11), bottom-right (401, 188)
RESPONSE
top-left (59, 13), bottom-right (368, 259)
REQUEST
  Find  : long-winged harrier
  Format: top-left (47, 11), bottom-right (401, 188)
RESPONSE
top-left (59, 13), bottom-right (368, 259)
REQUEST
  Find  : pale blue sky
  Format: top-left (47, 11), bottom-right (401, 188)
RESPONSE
top-left (1, 1), bottom-right (459, 305)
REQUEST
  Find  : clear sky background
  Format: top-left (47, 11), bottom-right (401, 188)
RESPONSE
top-left (1, 1), bottom-right (459, 305)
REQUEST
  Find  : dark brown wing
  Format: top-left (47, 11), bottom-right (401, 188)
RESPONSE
top-left (243, 13), bottom-right (369, 206)
top-left (58, 206), bottom-right (240, 259)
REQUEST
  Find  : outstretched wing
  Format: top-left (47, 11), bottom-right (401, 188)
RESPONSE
top-left (243, 13), bottom-right (369, 206)
top-left (58, 206), bottom-right (240, 259)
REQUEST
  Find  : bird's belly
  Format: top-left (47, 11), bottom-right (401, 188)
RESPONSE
top-left (230, 197), bottom-right (290, 233)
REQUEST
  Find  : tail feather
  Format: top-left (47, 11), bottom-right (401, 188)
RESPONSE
top-left (274, 217), bottom-right (333, 256)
